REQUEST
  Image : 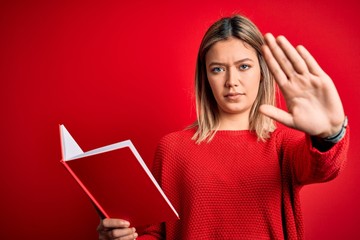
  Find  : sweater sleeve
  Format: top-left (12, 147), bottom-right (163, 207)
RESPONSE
top-left (137, 224), bottom-right (164, 240)
top-left (279, 126), bottom-right (350, 186)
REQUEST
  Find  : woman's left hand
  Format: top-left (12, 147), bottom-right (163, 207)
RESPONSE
top-left (260, 33), bottom-right (345, 137)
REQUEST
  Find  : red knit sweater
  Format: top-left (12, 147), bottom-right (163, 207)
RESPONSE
top-left (139, 127), bottom-right (349, 239)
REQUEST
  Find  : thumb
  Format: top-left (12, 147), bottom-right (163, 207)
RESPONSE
top-left (259, 104), bottom-right (294, 128)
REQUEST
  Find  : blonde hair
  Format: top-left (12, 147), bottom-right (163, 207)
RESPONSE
top-left (191, 14), bottom-right (276, 143)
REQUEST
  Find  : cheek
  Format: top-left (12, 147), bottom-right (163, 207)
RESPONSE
top-left (250, 81), bottom-right (261, 96)
top-left (207, 76), bottom-right (222, 95)
top-left (246, 72), bottom-right (261, 94)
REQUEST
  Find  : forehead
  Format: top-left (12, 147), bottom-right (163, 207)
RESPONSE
top-left (205, 37), bottom-right (258, 63)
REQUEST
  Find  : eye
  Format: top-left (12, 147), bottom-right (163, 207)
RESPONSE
top-left (211, 67), bottom-right (225, 73)
top-left (239, 64), bottom-right (250, 70)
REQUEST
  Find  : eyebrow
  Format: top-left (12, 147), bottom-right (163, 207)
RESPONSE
top-left (208, 58), bottom-right (255, 67)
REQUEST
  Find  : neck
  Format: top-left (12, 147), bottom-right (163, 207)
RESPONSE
top-left (217, 112), bottom-right (250, 130)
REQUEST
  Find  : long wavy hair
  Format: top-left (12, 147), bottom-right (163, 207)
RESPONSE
top-left (191, 14), bottom-right (276, 143)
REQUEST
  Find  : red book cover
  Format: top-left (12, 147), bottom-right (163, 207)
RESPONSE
top-left (59, 124), bottom-right (179, 227)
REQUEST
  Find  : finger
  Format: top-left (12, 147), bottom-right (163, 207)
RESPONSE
top-left (107, 227), bottom-right (137, 239)
top-left (102, 218), bottom-right (131, 229)
top-left (262, 44), bottom-right (288, 88)
top-left (264, 33), bottom-right (297, 79)
top-left (276, 35), bottom-right (308, 74)
top-left (296, 45), bottom-right (324, 76)
top-left (98, 219), bottom-right (104, 231)
top-left (259, 104), bottom-right (294, 128)
top-left (114, 232), bottom-right (138, 240)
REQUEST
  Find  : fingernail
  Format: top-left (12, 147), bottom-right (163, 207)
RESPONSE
top-left (122, 220), bottom-right (130, 226)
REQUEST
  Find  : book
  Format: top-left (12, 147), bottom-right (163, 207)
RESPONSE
top-left (59, 124), bottom-right (179, 227)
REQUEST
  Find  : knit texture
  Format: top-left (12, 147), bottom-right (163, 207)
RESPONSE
top-left (139, 126), bottom-right (349, 240)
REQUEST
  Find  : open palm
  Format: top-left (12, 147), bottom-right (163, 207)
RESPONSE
top-left (260, 33), bottom-right (345, 137)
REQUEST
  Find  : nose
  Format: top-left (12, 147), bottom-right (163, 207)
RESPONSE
top-left (225, 66), bottom-right (240, 87)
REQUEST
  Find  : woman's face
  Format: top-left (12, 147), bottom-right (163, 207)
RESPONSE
top-left (205, 37), bottom-right (261, 119)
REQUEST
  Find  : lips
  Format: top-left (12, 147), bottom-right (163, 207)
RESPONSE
top-left (225, 92), bottom-right (244, 97)
top-left (224, 92), bottom-right (245, 101)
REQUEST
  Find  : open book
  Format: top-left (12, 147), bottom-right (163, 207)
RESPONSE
top-left (59, 124), bottom-right (179, 227)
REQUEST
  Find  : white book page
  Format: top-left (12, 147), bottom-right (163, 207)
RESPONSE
top-left (68, 140), bottom-right (132, 161)
top-left (60, 125), bottom-right (84, 160)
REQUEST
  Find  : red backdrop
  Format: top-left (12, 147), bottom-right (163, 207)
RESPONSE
top-left (1, 0), bottom-right (359, 239)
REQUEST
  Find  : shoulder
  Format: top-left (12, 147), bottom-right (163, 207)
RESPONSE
top-left (153, 128), bottom-right (197, 165)
top-left (157, 128), bottom-right (196, 150)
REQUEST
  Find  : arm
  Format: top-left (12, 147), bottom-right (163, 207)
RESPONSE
top-left (260, 34), bottom-right (349, 184)
top-left (278, 127), bottom-right (349, 185)
top-left (137, 223), bottom-right (165, 240)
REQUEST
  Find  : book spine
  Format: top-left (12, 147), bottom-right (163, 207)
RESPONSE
top-left (61, 160), bottom-right (109, 218)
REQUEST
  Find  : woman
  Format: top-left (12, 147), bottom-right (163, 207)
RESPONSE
top-left (97, 14), bottom-right (349, 239)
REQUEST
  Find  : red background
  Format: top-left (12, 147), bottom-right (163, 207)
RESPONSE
top-left (1, 0), bottom-right (359, 239)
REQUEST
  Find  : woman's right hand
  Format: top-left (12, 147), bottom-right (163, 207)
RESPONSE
top-left (97, 218), bottom-right (138, 240)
